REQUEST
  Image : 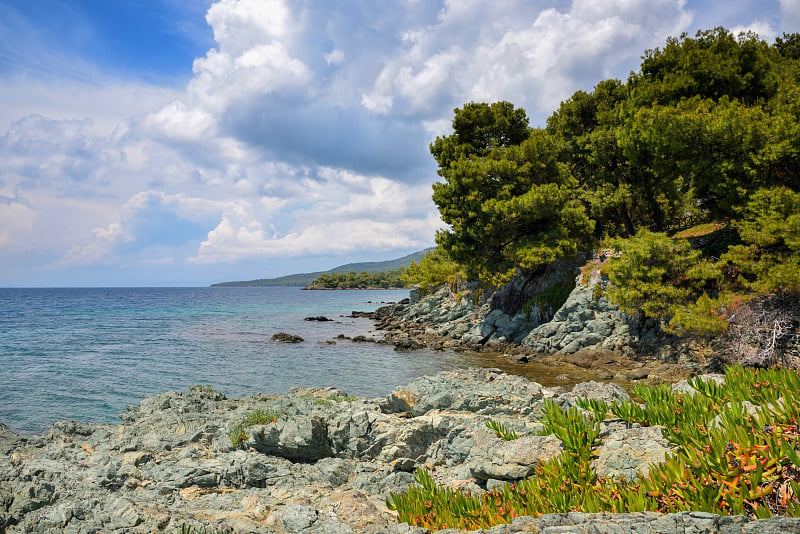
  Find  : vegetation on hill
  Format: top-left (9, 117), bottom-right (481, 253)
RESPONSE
top-left (307, 269), bottom-right (406, 289)
top-left (211, 249), bottom-right (430, 287)
top-left (403, 28), bottom-right (800, 358)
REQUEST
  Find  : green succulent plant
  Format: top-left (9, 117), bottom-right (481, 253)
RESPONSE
top-left (388, 366), bottom-right (800, 531)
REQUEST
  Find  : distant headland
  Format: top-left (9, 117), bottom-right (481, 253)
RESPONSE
top-left (210, 249), bottom-right (430, 287)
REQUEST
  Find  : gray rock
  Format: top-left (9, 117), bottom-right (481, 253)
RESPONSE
top-left (4, 369), bottom-right (800, 534)
top-left (523, 274), bottom-right (642, 355)
top-left (592, 423), bottom-right (672, 481)
top-left (276, 504), bottom-right (319, 531)
top-left (670, 374), bottom-right (725, 395)
top-left (272, 332), bottom-right (305, 343)
top-left (246, 416), bottom-right (332, 461)
top-left (468, 429), bottom-right (562, 481)
top-left (561, 381), bottom-right (631, 408)
top-left (381, 368), bottom-right (543, 417)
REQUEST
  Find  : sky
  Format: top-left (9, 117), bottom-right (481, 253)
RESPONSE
top-left (0, 0), bottom-right (798, 287)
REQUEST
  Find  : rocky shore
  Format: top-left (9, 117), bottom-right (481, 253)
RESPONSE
top-left (2, 368), bottom-right (799, 533)
top-left (364, 272), bottom-right (708, 387)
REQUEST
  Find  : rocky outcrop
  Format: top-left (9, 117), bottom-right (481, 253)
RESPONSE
top-left (373, 273), bottom-right (596, 352)
top-left (521, 271), bottom-right (643, 355)
top-left (370, 264), bottom-right (706, 375)
top-left (2, 369), bottom-right (792, 533)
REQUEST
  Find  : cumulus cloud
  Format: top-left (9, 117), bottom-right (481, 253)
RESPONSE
top-left (47, 191), bottom-right (221, 268)
top-left (730, 20), bottom-right (777, 40)
top-left (362, 0), bottom-right (694, 122)
top-left (143, 101), bottom-right (217, 141)
top-left (0, 199), bottom-right (36, 249)
top-left (190, 166), bottom-right (440, 263)
top-left (2, 115), bottom-right (108, 188)
top-left (6, 0), bottom-right (776, 284)
top-left (325, 49), bottom-right (345, 65)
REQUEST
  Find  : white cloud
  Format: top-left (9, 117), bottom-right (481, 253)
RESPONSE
top-left (144, 101), bottom-right (217, 141)
top-left (187, 0), bottom-right (312, 115)
top-left (206, 0), bottom-right (291, 53)
top-left (731, 20), bottom-right (777, 39)
top-left (192, 214), bottom-right (437, 263)
top-left (0, 76), bottom-right (180, 135)
top-left (0, 201), bottom-right (36, 249)
top-left (5, 0), bottom-right (783, 284)
top-left (191, 167), bottom-right (440, 263)
top-left (325, 49), bottom-right (345, 65)
top-left (361, 0), bottom-right (694, 121)
top-left (53, 221), bottom-right (129, 268)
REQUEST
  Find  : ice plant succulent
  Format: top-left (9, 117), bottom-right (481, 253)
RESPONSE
top-left (388, 366), bottom-right (800, 531)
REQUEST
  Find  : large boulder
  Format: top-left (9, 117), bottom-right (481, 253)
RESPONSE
top-left (381, 368), bottom-right (543, 417)
top-left (592, 423), bottom-right (673, 481)
top-left (523, 272), bottom-right (639, 355)
top-left (467, 429), bottom-right (563, 481)
top-left (245, 416), bottom-right (332, 461)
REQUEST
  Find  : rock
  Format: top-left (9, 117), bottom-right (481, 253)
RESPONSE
top-left (246, 416), bottom-right (332, 461)
top-left (2, 369), bottom-right (798, 533)
top-left (468, 429), bottom-right (562, 481)
top-left (381, 368), bottom-right (543, 417)
top-left (305, 316), bottom-right (333, 322)
top-left (625, 368), bottom-right (649, 380)
top-left (559, 381), bottom-right (631, 408)
top-left (521, 273), bottom-right (645, 356)
top-left (592, 423), bottom-right (672, 481)
top-left (393, 338), bottom-right (424, 351)
top-left (671, 373), bottom-right (725, 395)
top-left (274, 504), bottom-right (319, 531)
top-left (272, 332), bottom-right (305, 343)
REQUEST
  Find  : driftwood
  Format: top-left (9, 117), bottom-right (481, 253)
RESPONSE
top-left (726, 291), bottom-right (800, 368)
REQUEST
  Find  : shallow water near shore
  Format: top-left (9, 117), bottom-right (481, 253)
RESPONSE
top-left (1, 287), bottom-right (477, 434)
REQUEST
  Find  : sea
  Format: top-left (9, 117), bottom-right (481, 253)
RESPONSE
top-left (0, 287), bottom-right (471, 435)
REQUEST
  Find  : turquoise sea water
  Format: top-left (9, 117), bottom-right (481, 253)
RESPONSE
top-left (0, 287), bottom-right (465, 434)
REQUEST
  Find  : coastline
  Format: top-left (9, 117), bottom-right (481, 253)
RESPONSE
top-left (2, 287), bottom-right (795, 532)
top-left (0, 366), bottom-right (795, 533)
top-left (2, 367), bottom-right (798, 533)
top-left (360, 281), bottom-right (705, 389)
top-left (302, 286), bottom-right (408, 291)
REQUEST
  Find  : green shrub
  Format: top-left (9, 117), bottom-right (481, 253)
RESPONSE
top-left (401, 247), bottom-right (467, 295)
top-left (486, 419), bottom-right (520, 441)
top-left (228, 409), bottom-right (282, 448)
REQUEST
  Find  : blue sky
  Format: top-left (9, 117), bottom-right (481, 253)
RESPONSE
top-left (0, 0), bottom-right (798, 286)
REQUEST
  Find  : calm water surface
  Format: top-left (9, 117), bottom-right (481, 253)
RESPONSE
top-left (0, 287), bottom-right (468, 434)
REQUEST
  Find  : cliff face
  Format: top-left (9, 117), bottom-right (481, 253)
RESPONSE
top-left (2, 369), bottom-right (797, 533)
top-left (376, 270), bottom-right (671, 357)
